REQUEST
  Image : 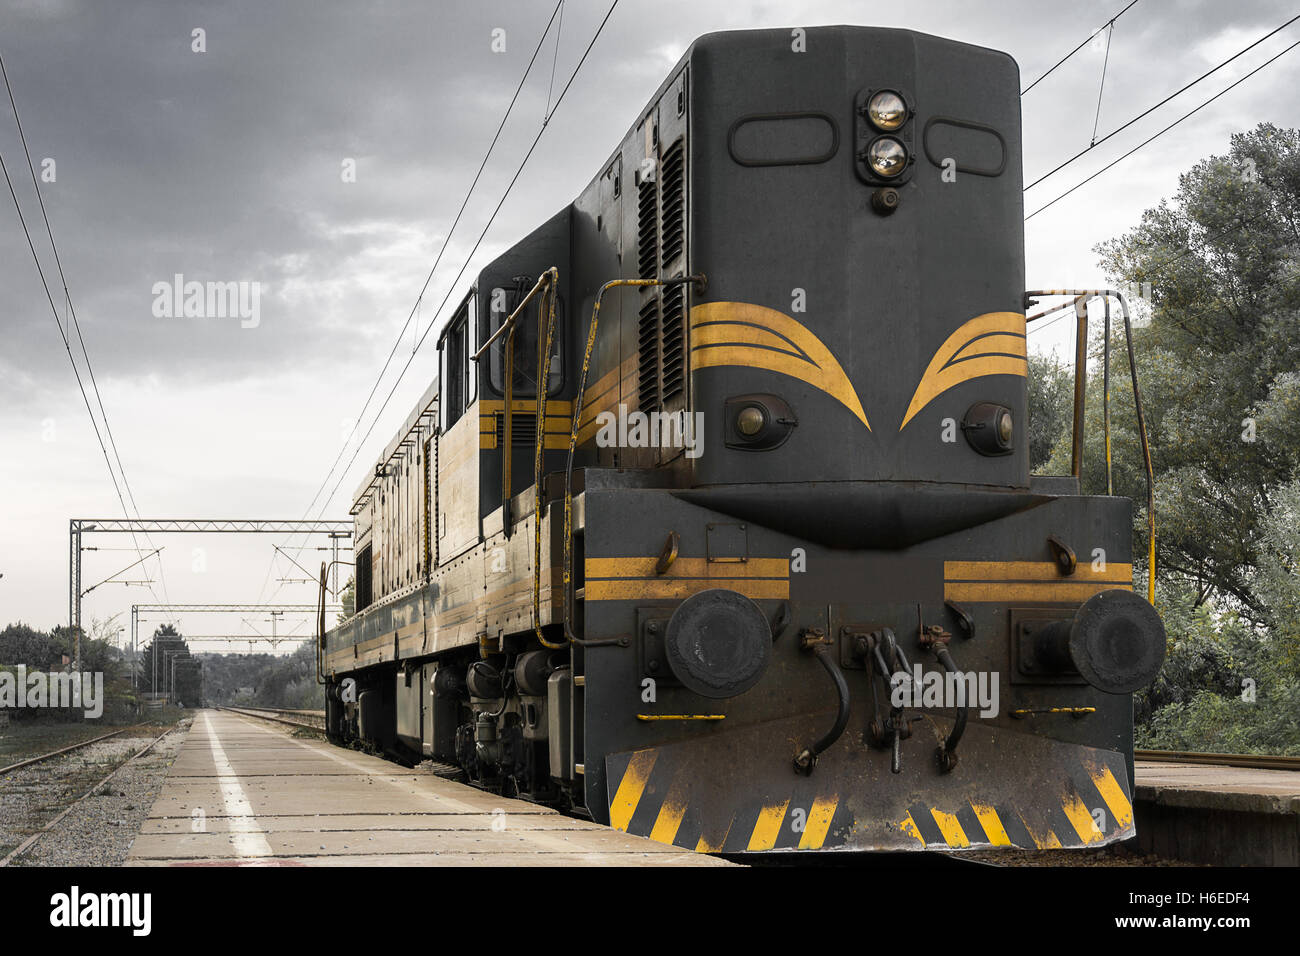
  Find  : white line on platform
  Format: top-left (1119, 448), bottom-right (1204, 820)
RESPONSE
top-left (203, 712), bottom-right (274, 859)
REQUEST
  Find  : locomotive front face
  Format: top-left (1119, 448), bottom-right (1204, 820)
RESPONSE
top-left (688, 28), bottom-right (1027, 498)
top-left (578, 27), bottom-right (1162, 854)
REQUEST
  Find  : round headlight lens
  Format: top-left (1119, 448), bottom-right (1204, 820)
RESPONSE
top-left (867, 137), bottom-right (908, 178)
top-left (867, 90), bottom-right (907, 130)
top-left (997, 409), bottom-right (1013, 444)
top-left (736, 405), bottom-right (766, 437)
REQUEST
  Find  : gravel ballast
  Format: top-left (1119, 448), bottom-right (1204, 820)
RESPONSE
top-left (2, 718), bottom-right (191, 866)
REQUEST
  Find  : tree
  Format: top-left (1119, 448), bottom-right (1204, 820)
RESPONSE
top-left (0, 622), bottom-right (57, 668)
top-left (340, 574), bottom-right (355, 620)
top-left (1084, 123), bottom-right (1300, 623)
top-left (1026, 350), bottom-right (1073, 474)
top-left (138, 624), bottom-right (202, 705)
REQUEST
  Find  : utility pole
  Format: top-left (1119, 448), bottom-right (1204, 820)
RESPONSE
top-left (70, 519), bottom-right (352, 674)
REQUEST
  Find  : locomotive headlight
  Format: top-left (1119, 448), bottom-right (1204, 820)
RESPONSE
top-left (867, 137), bottom-right (908, 178)
top-left (736, 405), bottom-right (766, 437)
top-left (997, 408), bottom-right (1013, 444)
top-left (866, 90), bottom-right (907, 130)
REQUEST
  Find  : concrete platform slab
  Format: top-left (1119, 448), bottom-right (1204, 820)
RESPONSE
top-left (126, 710), bottom-right (733, 867)
top-left (1133, 760), bottom-right (1300, 866)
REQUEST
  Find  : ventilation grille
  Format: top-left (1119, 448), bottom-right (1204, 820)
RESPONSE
top-left (661, 139), bottom-right (686, 267)
top-left (637, 175), bottom-right (658, 280)
top-left (661, 284), bottom-right (686, 403)
top-left (356, 543), bottom-right (374, 613)
top-left (494, 413), bottom-right (537, 447)
top-left (637, 298), bottom-right (661, 412)
top-left (636, 135), bottom-right (687, 417)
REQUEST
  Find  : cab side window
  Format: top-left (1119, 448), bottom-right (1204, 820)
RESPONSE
top-left (439, 293), bottom-right (476, 430)
top-left (487, 283), bottom-right (564, 398)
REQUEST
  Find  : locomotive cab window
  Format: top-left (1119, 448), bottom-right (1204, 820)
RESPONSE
top-left (438, 291), bottom-right (477, 430)
top-left (487, 284), bottom-right (564, 397)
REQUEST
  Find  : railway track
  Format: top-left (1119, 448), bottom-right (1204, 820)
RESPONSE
top-left (1135, 749), bottom-right (1300, 771)
top-left (218, 704), bottom-right (325, 733)
top-left (0, 728), bottom-right (130, 777)
top-left (0, 724), bottom-right (180, 866)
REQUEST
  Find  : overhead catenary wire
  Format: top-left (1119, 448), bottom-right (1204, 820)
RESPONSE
top-left (1026, 12), bottom-right (1300, 192)
top-left (1021, 0), bottom-right (1142, 96)
top-left (291, 0), bottom-right (566, 539)
top-left (0, 150), bottom-right (177, 633)
top-left (0, 50), bottom-right (176, 627)
top-left (544, 0), bottom-right (566, 121)
top-left (306, 0), bottom-right (621, 530)
top-left (1025, 35), bottom-right (1300, 221)
top-left (263, 0), bottom-right (572, 606)
top-left (1089, 19), bottom-right (1115, 146)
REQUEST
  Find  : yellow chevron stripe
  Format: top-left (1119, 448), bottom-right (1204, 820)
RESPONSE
top-left (797, 796), bottom-right (838, 850)
top-left (901, 311), bottom-right (1027, 429)
top-left (608, 750), bottom-right (657, 832)
top-left (970, 803), bottom-right (1012, 846)
top-left (898, 812), bottom-right (926, 845)
top-left (1019, 813), bottom-right (1064, 849)
top-left (695, 816), bottom-right (734, 853)
top-left (648, 775), bottom-right (689, 847)
top-left (690, 302), bottom-right (869, 430)
top-left (1061, 790), bottom-right (1107, 844)
top-left (1089, 764), bottom-right (1134, 829)
top-left (747, 799), bottom-right (791, 851)
top-left (930, 809), bottom-right (970, 848)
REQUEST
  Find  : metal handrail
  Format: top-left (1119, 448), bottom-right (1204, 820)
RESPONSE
top-left (559, 274), bottom-right (706, 647)
top-left (1024, 289), bottom-right (1156, 602)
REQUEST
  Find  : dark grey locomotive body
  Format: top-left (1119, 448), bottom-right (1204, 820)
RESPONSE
top-left (322, 26), bottom-right (1165, 853)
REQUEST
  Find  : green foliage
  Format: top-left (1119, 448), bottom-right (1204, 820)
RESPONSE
top-left (198, 641), bottom-right (323, 711)
top-left (1089, 123), bottom-right (1300, 621)
top-left (1025, 351), bottom-right (1072, 474)
top-left (0, 621), bottom-right (133, 722)
top-left (139, 624), bottom-right (202, 705)
top-left (1136, 590), bottom-right (1300, 755)
top-left (0, 622), bottom-right (60, 668)
top-left (340, 575), bottom-right (355, 620)
top-left (1035, 123), bottom-right (1300, 754)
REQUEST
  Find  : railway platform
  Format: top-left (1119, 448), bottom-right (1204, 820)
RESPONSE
top-left (1133, 757), bottom-right (1300, 866)
top-left (124, 709), bottom-right (732, 867)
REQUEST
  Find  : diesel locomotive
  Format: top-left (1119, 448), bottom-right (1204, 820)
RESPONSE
top-left (318, 25), bottom-right (1166, 854)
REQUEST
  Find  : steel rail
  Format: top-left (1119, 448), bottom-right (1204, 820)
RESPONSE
top-left (0, 724), bottom-right (178, 866)
top-left (219, 705), bottom-right (325, 733)
top-left (0, 728), bottom-right (129, 776)
top-left (1135, 749), bottom-right (1300, 771)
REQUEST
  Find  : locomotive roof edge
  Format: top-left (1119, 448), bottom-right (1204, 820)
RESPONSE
top-left (623, 25), bottom-right (1020, 160)
top-left (350, 377), bottom-right (438, 509)
top-left (344, 23), bottom-right (1024, 515)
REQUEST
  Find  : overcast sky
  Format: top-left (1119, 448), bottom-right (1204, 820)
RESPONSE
top-left (2, 0), bottom-right (1298, 650)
